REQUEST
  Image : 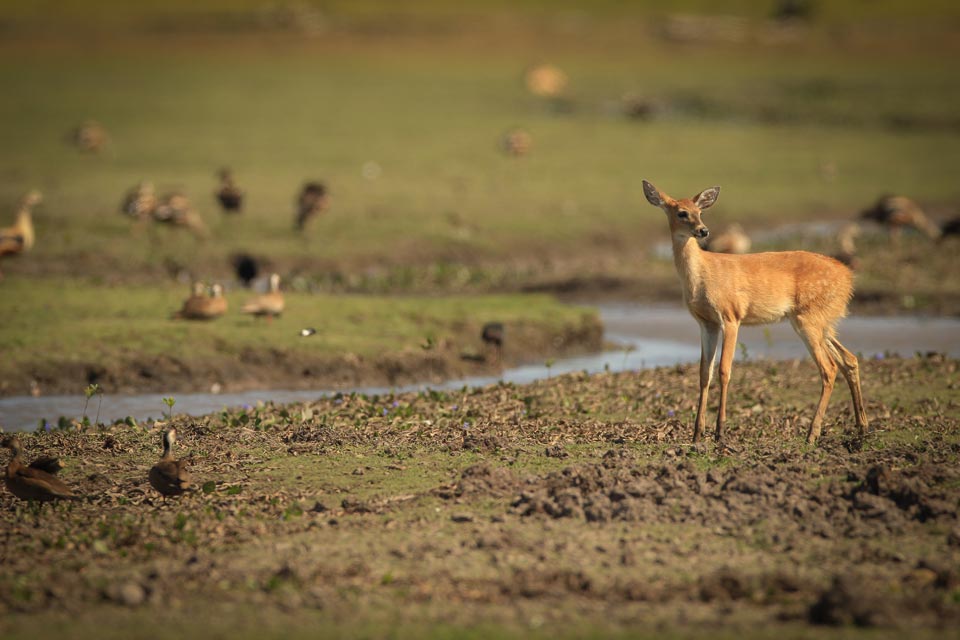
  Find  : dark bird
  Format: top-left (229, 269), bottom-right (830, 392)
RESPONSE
top-left (295, 181), bottom-right (329, 232)
top-left (231, 252), bottom-right (260, 288)
top-left (860, 195), bottom-right (941, 241)
top-left (481, 322), bottom-right (505, 363)
top-left (148, 428), bottom-right (192, 500)
top-left (0, 190), bottom-right (39, 278)
top-left (215, 168), bottom-right (244, 213)
top-left (940, 216), bottom-right (960, 241)
top-left (2, 436), bottom-right (75, 502)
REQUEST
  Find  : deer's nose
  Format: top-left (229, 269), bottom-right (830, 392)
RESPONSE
top-left (694, 226), bottom-right (709, 239)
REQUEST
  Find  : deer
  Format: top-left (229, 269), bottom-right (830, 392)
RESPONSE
top-left (642, 180), bottom-right (869, 445)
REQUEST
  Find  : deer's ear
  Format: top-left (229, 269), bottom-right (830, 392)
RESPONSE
top-left (694, 186), bottom-right (720, 210)
top-left (642, 180), bottom-right (663, 207)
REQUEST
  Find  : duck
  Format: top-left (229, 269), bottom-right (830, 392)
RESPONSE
top-left (242, 273), bottom-right (284, 320)
top-left (215, 168), bottom-right (244, 214)
top-left (120, 182), bottom-right (157, 222)
top-left (831, 223), bottom-right (861, 268)
top-left (2, 436), bottom-right (75, 502)
top-left (295, 181), bottom-right (329, 232)
top-left (172, 282), bottom-right (227, 320)
top-left (500, 129), bottom-right (532, 157)
top-left (231, 252), bottom-right (260, 288)
top-left (860, 195), bottom-right (941, 241)
top-left (148, 428), bottom-right (192, 500)
top-left (0, 190), bottom-right (40, 277)
top-left (67, 120), bottom-right (108, 154)
top-left (154, 192), bottom-right (209, 239)
top-left (703, 223), bottom-right (751, 254)
top-left (481, 321), bottom-right (505, 363)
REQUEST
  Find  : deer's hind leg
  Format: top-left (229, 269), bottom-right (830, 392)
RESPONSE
top-left (790, 315), bottom-right (839, 444)
top-left (826, 336), bottom-right (869, 436)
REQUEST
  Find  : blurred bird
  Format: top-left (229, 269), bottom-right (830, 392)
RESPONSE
top-left (299, 328), bottom-right (317, 337)
top-left (295, 181), bottom-right (329, 231)
top-left (481, 322), bottom-right (505, 364)
top-left (231, 252), bottom-right (260, 288)
top-left (525, 64), bottom-right (568, 98)
top-left (67, 120), bottom-right (108, 154)
top-left (149, 428), bottom-right (192, 501)
top-left (0, 190), bottom-right (40, 277)
top-left (172, 282), bottom-right (227, 320)
top-left (120, 181), bottom-right (158, 222)
top-left (154, 192), bottom-right (209, 239)
top-left (500, 129), bottom-right (532, 157)
top-left (831, 223), bottom-right (861, 269)
top-left (704, 223), bottom-right (751, 254)
top-left (2, 436), bottom-right (75, 503)
top-left (860, 195), bottom-right (941, 241)
top-left (939, 216), bottom-right (960, 241)
top-left (215, 168), bottom-right (244, 214)
top-left (242, 273), bottom-right (285, 321)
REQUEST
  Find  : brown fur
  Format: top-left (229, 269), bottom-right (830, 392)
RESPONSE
top-left (643, 180), bottom-right (869, 444)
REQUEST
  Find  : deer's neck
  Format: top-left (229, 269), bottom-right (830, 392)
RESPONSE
top-left (672, 235), bottom-right (707, 301)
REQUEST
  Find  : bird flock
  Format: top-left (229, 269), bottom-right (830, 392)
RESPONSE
top-left (3, 429), bottom-right (190, 505)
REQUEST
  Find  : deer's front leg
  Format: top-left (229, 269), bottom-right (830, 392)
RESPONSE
top-left (694, 321), bottom-right (721, 443)
top-left (715, 320), bottom-right (740, 441)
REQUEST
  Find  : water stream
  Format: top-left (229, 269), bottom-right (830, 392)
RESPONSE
top-left (2, 304), bottom-right (958, 432)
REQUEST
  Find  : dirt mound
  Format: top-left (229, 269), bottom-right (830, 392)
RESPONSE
top-left (511, 449), bottom-right (959, 540)
top-left (435, 463), bottom-right (522, 500)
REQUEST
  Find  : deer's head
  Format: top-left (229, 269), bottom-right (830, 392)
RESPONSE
top-left (642, 180), bottom-right (720, 242)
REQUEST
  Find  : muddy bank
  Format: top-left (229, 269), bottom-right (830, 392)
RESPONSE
top-left (1, 355), bottom-right (957, 637)
top-left (3, 314), bottom-right (603, 398)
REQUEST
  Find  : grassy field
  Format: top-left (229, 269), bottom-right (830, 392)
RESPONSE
top-left (0, 355), bottom-right (957, 638)
top-left (1, 2), bottom-right (959, 394)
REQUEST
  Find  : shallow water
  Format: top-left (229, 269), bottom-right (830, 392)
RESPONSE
top-left (2, 304), bottom-right (958, 432)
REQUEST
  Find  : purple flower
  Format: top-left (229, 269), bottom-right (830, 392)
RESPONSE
top-left (450, 405), bottom-right (458, 411)
top-left (462, 421), bottom-right (471, 429)
top-left (391, 401), bottom-right (399, 408)
top-left (44, 421), bottom-right (52, 432)
top-left (242, 404), bottom-right (253, 411)
top-left (874, 353), bottom-right (885, 360)
top-left (382, 407), bottom-right (388, 416)
top-left (667, 410), bottom-right (675, 417)
top-left (334, 398), bottom-right (343, 405)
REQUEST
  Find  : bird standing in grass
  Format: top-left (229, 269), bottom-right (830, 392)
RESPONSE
top-left (231, 252), bottom-right (260, 288)
top-left (482, 322), bottom-right (505, 364)
top-left (242, 273), bottom-right (285, 321)
top-left (67, 120), bottom-right (108, 154)
top-left (149, 428), bottom-right (192, 501)
top-left (120, 182), bottom-right (158, 222)
top-left (860, 195), bottom-right (941, 241)
top-left (295, 181), bottom-right (329, 232)
top-left (703, 223), bottom-right (751, 254)
top-left (2, 436), bottom-right (75, 503)
top-left (173, 282), bottom-right (228, 320)
top-left (0, 190), bottom-right (40, 278)
top-left (154, 192), bottom-right (209, 239)
top-left (215, 168), bottom-right (244, 214)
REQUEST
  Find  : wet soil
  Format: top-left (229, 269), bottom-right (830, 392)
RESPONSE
top-left (3, 313), bottom-right (603, 398)
top-left (1, 355), bottom-right (958, 637)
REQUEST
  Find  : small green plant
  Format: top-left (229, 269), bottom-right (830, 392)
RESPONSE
top-left (545, 358), bottom-right (556, 379)
top-left (162, 396), bottom-right (176, 420)
top-left (82, 383), bottom-right (103, 425)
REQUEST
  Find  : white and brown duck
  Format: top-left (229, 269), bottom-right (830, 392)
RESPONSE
top-left (172, 282), bottom-right (228, 320)
top-left (148, 428), bottom-right (193, 500)
top-left (242, 273), bottom-right (285, 321)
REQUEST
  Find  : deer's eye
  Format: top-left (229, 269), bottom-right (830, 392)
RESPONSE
top-left (677, 211), bottom-right (689, 220)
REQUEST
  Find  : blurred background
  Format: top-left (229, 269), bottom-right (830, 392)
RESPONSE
top-left (1, 0), bottom-right (959, 397)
